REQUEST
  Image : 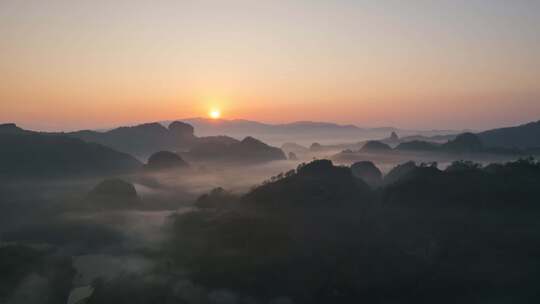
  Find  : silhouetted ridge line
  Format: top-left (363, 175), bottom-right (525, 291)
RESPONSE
top-left (67, 120), bottom-right (285, 162)
top-left (477, 119), bottom-right (540, 149)
top-left (0, 128), bottom-right (142, 179)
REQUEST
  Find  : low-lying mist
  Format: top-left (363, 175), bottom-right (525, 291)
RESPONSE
top-left (2, 156), bottom-right (540, 303)
top-left (0, 159), bottom-right (302, 304)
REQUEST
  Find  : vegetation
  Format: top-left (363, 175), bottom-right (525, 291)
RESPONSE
top-left (157, 158), bottom-right (540, 303)
top-left (360, 140), bottom-right (392, 151)
top-left (145, 151), bottom-right (189, 170)
top-left (0, 130), bottom-right (142, 179)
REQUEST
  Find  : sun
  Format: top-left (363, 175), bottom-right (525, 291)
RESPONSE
top-left (209, 109), bottom-right (221, 119)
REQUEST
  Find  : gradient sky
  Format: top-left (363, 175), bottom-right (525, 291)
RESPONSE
top-left (1, 0), bottom-right (539, 131)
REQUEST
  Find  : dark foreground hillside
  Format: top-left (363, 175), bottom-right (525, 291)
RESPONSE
top-left (88, 159), bottom-right (540, 304)
top-left (2, 158), bottom-right (540, 303)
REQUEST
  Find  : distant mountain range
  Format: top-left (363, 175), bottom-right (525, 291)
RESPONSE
top-left (284, 132), bottom-right (458, 154)
top-left (295, 119), bottom-right (540, 152)
top-left (65, 121), bottom-right (287, 162)
top-left (67, 121), bottom-right (198, 159)
top-left (66, 117), bottom-right (540, 160)
top-left (2, 117), bottom-right (538, 180)
top-left (0, 121), bottom-right (288, 179)
top-left (168, 118), bottom-right (465, 146)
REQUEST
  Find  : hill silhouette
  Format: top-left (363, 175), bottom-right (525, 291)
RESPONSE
top-left (350, 161), bottom-right (383, 187)
top-left (288, 151), bottom-right (298, 160)
top-left (194, 187), bottom-right (239, 210)
top-left (360, 140), bottom-right (392, 152)
top-left (173, 117), bottom-right (461, 146)
top-left (243, 159), bottom-right (372, 208)
top-left (86, 178), bottom-right (141, 210)
top-left (186, 136), bottom-right (286, 163)
top-left (395, 140), bottom-right (440, 151)
top-left (380, 131), bottom-right (400, 146)
top-left (281, 142), bottom-right (309, 155)
top-left (312, 133), bottom-right (458, 154)
top-left (68, 121), bottom-right (285, 162)
top-left (306, 118), bottom-right (540, 156)
top-left (168, 121), bottom-right (195, 139)
top-left (68, 122), bottom-right (196, 158)
top-left (145, 151), bottom-right (189, 170)
top-left (394, 133), bottom-right (483, 153)
top-left (478, 119), bottom-right (540, 149)
top-left (160, 158), bottom-right (540, 303)
top-left (0, 123), bottom-right (27, 134)
top-left (441, 132), bottom-right (483, 152)
top-left (0, 125), bottom-right (141, 179)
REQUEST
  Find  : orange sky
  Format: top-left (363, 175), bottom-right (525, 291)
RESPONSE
top-left (1, 0), bottom-right (539, 131)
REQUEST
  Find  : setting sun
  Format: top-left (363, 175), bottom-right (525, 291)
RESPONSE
top-left (209, 109), bottom-right (221, 119)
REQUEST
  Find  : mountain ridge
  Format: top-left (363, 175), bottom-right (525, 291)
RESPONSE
top-left (477, 120), bottom-right (540, 149)
top-left (0, 124), bottom-right (142, 179)
top-left (163, 117), bottom-right (464, 146)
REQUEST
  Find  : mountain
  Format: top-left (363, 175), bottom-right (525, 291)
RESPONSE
top-left (145, 151), bottom-right (189, 170)
top-left (395, 140), bottom-right (440, 151)
top-left (243, 159), bottom-right (372, 207)
top-left (379, 131), bottom-right (401, 146)
top-left (0, 123), bottom-right (27, 134)
top-left (68, 120), bottom-right (286, 162)
top-left (350, 161), bottom-right (383, 187)
top-left (68, 118), bottom-right (462, 157)
top-left (172, 118), bottom-right (460, 146)
top-left (441, 132), bottom-right (484, 152)
top-left (181, 118), bottom-right (361, 135)
top-left (68, 122), bottom-right (197, 159)
top-left (391, 133), bottom-right (456, 144)
top-left (477, 120), bottom-right (540, 149)
top-left (86, 178), bottom-right (141, 210)
top-left (281, 142), bottom-right (309, 155)
top-left (184, 136), bottom-right (286, 163)
top-left (360, 140), bottom-right (392, 152)
top-left (308, 131), bottom-right (458, 153)
top-left (0, 124), bottom-right (142, 179)
top-left (165, 158), bottom-right (540, 303)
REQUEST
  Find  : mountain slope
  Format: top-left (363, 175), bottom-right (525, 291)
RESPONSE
top-left (68, 122), bottom-right (197, 158)
top-left (477, 120), bottom-right (540, 149)
top-left (185, 136), bottom-right (286, 163)
top-left (176, 118), bottom-right (460, 146)
top-left (0, 125), bottom-right (142, 179)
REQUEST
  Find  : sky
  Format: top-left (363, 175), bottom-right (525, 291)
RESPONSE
top-left (1, 0), bottom-right (539, 131)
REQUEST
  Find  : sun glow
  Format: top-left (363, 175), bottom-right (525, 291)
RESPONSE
top-left (209, 109), bottom-right (221, 119)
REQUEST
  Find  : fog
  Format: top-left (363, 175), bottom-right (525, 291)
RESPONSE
top-left (1, 160), bottom-right (304, 302)
top-left (2, 150), bottom-right (540, 303)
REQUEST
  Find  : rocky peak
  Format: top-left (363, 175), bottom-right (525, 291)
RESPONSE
top-left (168, 121), bottom-right (195, 138)
top-left (389, 131), bottom-right (399, 141)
